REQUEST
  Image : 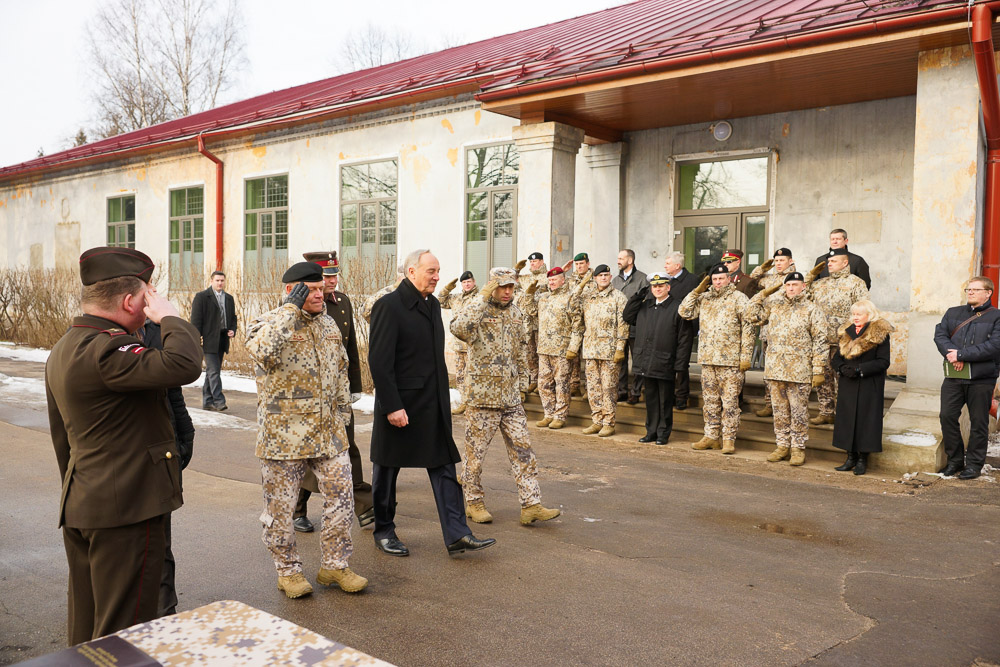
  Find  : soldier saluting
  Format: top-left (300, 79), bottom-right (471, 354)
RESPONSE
top-left (438, 270), bottom-right (479, 415)
top-left (46, 247), bottom-right (203, 645)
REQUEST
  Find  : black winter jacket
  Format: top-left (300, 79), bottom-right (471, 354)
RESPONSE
top-left (624, 288), bottom-right (694, 380)
top-left (933, 302), bottom-right (1000, 384)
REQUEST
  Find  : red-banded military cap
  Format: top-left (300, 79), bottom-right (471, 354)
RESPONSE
top-left (303, 251), bottom-right (339, 275)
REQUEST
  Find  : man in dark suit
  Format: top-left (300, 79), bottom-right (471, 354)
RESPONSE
top-left (813, 228), bottom-right (871, 289)
top-left (368, 249), bottom-right (495, 557)
top-left (293, 251), bottom-right (374, 533)
top-left (662, 251), bottom-right (700, 409)
top-left (612, 249), bottom-right (647, 404)
top-left (190, 271), bottom-right (237, 410)
top-left (45, 247), bottom-right (203, 645)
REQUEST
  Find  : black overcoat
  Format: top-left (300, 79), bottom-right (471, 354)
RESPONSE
top-left (190, 287), bottom-right (237, 354)
top-left (624, 290), bottom-right (694, 380)
top-left (368, 278), bottom-right (461, 468)
top-left (831, 319), bottom-right (892, 453)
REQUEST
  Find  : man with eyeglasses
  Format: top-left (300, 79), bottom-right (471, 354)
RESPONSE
top-left (933, 277), bottom-right (1000, 480)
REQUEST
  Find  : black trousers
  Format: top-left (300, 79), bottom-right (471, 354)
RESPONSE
top-left (674, 368), bottom-right (690, 404)
top-left (295, 414), bottom-right (373, 519)
top-left (644, 376), bottom-right (675, 441)
top-left (63, 515), bottom-right (166, 646)
top-left (371, 462), bottom-right (470, 545)
top-left (940, 380), bottom-right (993, 470)
top-left (617, 338), bottom-right (643, 399)
top-left (158, 513), bottom-right (176, 617)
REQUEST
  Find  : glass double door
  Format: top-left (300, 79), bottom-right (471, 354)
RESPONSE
top-left (676, 212), bottom-right (767, 276)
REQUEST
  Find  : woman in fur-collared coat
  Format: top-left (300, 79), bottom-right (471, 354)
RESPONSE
top-left (830, 299), bottom-right (893, 475)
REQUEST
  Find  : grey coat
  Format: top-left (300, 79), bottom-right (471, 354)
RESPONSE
top-left (612, 267), bottom-right (647, 338)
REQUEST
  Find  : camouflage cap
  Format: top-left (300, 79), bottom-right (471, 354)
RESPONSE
top-left (79, 247), bottom-right (155, 286)
top-left (489, 267), bottom-right (518, 286)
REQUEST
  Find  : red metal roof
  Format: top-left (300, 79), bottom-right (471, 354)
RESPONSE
top-left (0, 0), bottom-right (978, 180)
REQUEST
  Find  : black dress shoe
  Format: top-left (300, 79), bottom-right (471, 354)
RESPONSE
top-left (852, 453), bottom-right (868, 476)
top-left (627, 395), bottom-right (640, 405)
top-left (674, 400), bottom-right (687, 411)
top-left (292, 517), bottom-right (314, 533)
top-left (446, 534), bottom-right (496, 555)
top-left (834, 452), bottom-right (858, 472)
top-left (958, 467), bottom-right (982, 480)
top-left (357, 507), bottom-right (375, 528)
top-left (940, 462), bottom-right (964, 477)
top-left (655, 439), bottom-right (669, 446)
top-left (617, 393), bottom-right (629, 403)
top-left (375, 536), bottom-right (409, 557)
top-left (638, 435), bottom-right (656, 443)
top-left (216, 404), bottom-right (228, 411)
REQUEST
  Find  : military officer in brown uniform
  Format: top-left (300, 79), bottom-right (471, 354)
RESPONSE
top-left (722, 249), bottom-right (757, 297)
top-left (293, 252), bottom-right (374, 534)
top-left (45, 247), bottom-right (204, 645)
top-left (439, 270), bottom-right (479, 415)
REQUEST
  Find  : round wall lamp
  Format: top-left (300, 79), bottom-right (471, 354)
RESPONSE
top-left (711, 120), bottom-right (732, 142)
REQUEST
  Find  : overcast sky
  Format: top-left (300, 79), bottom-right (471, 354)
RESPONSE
top-left (0, 0), bottom-right (621, 168)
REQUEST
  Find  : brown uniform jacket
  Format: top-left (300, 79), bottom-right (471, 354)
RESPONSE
top-left (45, 315), bottom-right (203, 529)
top-left (326, 290), bottom-right (362, 393)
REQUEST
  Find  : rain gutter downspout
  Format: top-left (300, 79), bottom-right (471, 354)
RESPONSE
top-left (197, 133), bottom-right (224, 271)
top-left (973, 4), bottom-right (1000, 305)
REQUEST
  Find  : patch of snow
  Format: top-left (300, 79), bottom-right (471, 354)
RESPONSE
top-left (187, 408), bottom-right (258, 431)
top-left (988, 432), bottom-right (1000, 458)
top-left (184, 372), bottom-right (258, 394)
top-left (0, 373), bottom-right (47, 410)
top-left (582, 517), bottom-right (601, 523)
top-left (885, 430), bottom-right (937, 447)
top-left (0, 343), bottom-right (50, 364)
top-left (351, 389), bottom-right (461, 416)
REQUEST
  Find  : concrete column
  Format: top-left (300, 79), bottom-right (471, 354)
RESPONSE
top-left (512, 122), bottom-right (585, 266)
top-left (878, 45), bottom-right (982, 474)
top-left (580, 142), bottom-right (627, 263)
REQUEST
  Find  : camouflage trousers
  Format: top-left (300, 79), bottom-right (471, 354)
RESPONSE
top-left (538, 353), bottom-right (571, 420)
top-left (462, 405), bottom-right (542, 508)
top-left (816, 345), bottom-right (838, 416)
top-left (570, 354), bottom-right (586, 392)
top-left (526, 330), bottom-right (539, 385)
top-left (260, 451), bottom-right (354, 576)
top-left (585, 359), bottom-right (619, 426)
top-left (454, 350), bottom-right (467, 404)
top-left (767, 380), bottom-right (811, 450)
top-left (701, 364), bottom-right (745, 440)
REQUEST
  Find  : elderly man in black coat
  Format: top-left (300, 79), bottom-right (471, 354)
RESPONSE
top-left (662, 252), bottom-right (700, 410)
top-left (368, 249), bottom-right (495, 557)
top-left (624, 272), bottom-right (694, 444)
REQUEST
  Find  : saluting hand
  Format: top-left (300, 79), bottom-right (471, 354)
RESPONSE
top-left (143, 288), bottom-right (180, 324)
top-left (480, 279), bottom-right (499, 301)
top-left (284, 282), bottom-right (310, 309)
top-left (693, 275), bottom-right (711, 295)
top-left (759, 258), bottom-right (774, 273)
top-left (441, 278), bottom-right (458, 294)
top-left (514, 259), bottom-right (527, 273)
top-left (526, 281), bottom-right (539, 296)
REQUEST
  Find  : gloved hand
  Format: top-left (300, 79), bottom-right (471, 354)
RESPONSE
top-left (637, 284), bottom-right (650, 299)
top-left (758, 258), bottom-right (774, 273)
top-left (808, 262), bottom-right (826, 280)
top-left (284, 282), bottom-right (309, 309)
top-left (693, 275), bottom-right (711, 295)
top-left (566, 349), bottom-right (578, 360)
top-left (761, 283), bottom-right (782, 298)
top-left (479, 279), bottom-right (499, 301)
top-left (839, 366), bottom-right (857, 378)
top-left (739, 361), bottom-right (751, 373)
top-left (441, 278), bottom-right (458, 293)
top-left (526, 281), bottom-right (539, 296)
top-left (514, 259), bottom-right (527, 273)
top-left (520, 391), bottom-right (527, 402)
top-left (811, 374), bottom-right (825, 388)
top-left (613, 349), bottom-right (625, 363)
top-left (578, 272), bottom-right (593, 289)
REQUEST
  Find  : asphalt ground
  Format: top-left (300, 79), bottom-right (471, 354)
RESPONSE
top-left (1, 358), bottom-right (998, 666)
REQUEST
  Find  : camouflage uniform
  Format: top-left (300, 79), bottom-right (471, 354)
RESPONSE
top-left (748, 262), bottom-right (797, 409)
top-left (361, 280), bottom-right (400, 324)
top-left (745, 289), bottom-right (827, 450)
top-left (523, 282), bottom-right (577, 421)
top-left (245, 303), bottom-right (354, 575)
top-left (679, 285), bottom-right (753, 440)
top-left (566, 269), bottom-right (595, 392)
top-left (572, 283), bottom-right (628, 426)
top-left (439, 286), bottom-right (479, 405)
top-left (517, 265), bottom-right (548, 387)
top-left (450, 276), bottom-right (543, 508)
top-left (807, 267), bottom-right (869, 417)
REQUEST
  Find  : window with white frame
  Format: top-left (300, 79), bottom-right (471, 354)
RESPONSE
top-left (244, 175), bottom-right (288, 272)
top-left (107, 195), bottom-right (135, 249)
top-left (169, 187), bottom-right (204, 289)
top-left (340, 159), bottom-right (398, 266)
top-left (464, 143), bottom-right (518, 283)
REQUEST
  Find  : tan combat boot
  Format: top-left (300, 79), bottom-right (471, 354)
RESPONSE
top-left (767, 446), bottom-right (790, 462)
top-left (317, 567), bottom-right (368, 593)
top-left (452, 403), bottom-right (467, 415)
top-left (721, 439), bottom-right (736, 455)
top-left (548, 419), bottom-right (565, 429)
top-left (521, 503), bottom-right (561, 525)
top-left (526, 382), bottom-right (538, 393)
top-left (582, 422), bottom-right (602, 435)
top-left (598, 424), bottom-right (615, 437)
top-left (789, 448), bottom-right (806, 466)
top-left (465, 500), bottom-right (493, 523)
top-left (755, 405), bottom-right (773, 417)
top-left (809, 414), bottom-right (834, 425)
top-left (692, 436), bottom-right (722, 450)
top-left (277, 573), bottom-right (313, 599)
top-left (536, 416), bottom-right (553, 428)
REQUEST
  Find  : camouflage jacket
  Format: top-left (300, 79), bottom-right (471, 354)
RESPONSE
top-left (807, 267), bottom-right (869, 344)
top-left (749, 263), bottom-right (798, 303)
top-left (523, 282), bottom-right (578, 356)
top-left (744, 291), bottom-right (827, 383)
top-left (361, 281), bottom-right (400, 324)
top-left (439, 287), bottom-right (479, 353)
top-left (245, 304), bottom-right (351, 460)
top-left (566, 268), bottom-right (594, 291)
top-left (678, 285), bottom-right (753, 367)
top-left (571, 285), bottom-right (629, 360)
top-left (449, 296), bottom-right (528, 409)
top-left (516, 266), bottom-right (548, 332)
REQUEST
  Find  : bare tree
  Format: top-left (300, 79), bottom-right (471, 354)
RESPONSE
top-left (335, 23), bottom-right (423, 73)
top-left (87, 0), bottom-right (246, 139)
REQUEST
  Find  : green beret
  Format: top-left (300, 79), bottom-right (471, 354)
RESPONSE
top-left (79, 247), bottom-right (155, 286)
top-left (574, 252), bottom-right (589, 262)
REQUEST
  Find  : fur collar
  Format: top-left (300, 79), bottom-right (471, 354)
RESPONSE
top-left (837, 318), bottom-right (894, 359)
